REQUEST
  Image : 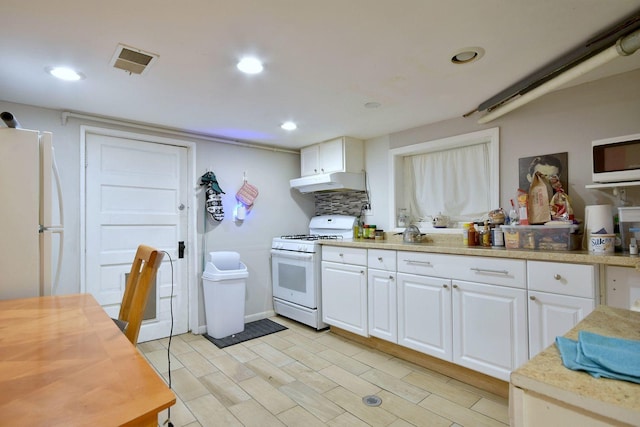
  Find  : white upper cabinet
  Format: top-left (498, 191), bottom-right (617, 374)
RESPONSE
top-left (300, 137), bottom-right (364, 176)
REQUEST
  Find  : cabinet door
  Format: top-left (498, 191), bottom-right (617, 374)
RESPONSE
top-left (368, 269), bottom-right (397, 343)
top-left (321, 261), bottom-right (368, 336)
top-left (318, 137), bottom-right (345, 174)
top-left (452, 280), bottom-right (527, 381)
top-left (605, 266), bottom-right (640, 310)
top-left (528, 291), bottom-right (594, 357)
top-left (397, 273), bottom-right (452, 360)
top-left (300, 144), bottom-right (320, 176)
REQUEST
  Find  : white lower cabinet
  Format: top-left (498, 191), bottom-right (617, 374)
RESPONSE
top-left (527, 261), bottom-right (597, 358)
top-left (368, 268), bottom-right (397, 342)
top-left (397, 273), bottom-right (452, 359)
top-left (527, 291), bottom-right (594, 357)
top-left (321, 246), bottom-right (368, 336)
top-left (367, 249), bottom-right (397, 342)
top-left (397, 251), bottom-right (527, 381)
top-left (452, 280), bottom-right (527, 381)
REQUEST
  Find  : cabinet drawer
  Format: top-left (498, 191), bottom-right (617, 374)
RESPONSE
top-left (528, 261), bottom-right (596, 298)
top-left (322, 246), bottom-right (367, 266)
top-left (397, 252), bottom-right (457, 278)
top-left (453, 256), bottom-right (526, 289)
top-left (368, 249), bottom-right (397, 271)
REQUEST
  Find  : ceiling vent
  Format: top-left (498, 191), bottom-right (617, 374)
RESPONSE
top-left (110, 44), bottom-right (158, 75)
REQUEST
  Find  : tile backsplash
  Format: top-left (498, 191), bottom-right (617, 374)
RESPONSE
top-left (314, 191), bottom-right (369, 217)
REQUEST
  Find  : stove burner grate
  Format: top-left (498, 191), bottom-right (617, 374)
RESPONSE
top-left (279, 234), bottom-right (343, 241)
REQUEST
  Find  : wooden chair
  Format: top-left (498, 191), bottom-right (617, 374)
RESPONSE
top-left (115, 244), bottom-right (164, 345)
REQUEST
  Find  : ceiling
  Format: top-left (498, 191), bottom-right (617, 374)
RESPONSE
top-left (1, 1), bottom-right (639, 149)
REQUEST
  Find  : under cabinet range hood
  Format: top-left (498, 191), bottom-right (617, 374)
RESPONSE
top-left (290, 172), bottom-right (365, 193)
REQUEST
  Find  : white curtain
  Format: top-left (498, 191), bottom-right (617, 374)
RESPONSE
top-left (404, 143), bottom-right (490, 222)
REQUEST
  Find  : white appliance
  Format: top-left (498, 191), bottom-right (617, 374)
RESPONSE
top-left (271, 215), bottom-right (356, 329)
top-left (0, 123), bottom-right (64, 299)
top-left (592, 132), bottom-right (640, 183)
top-left (289, 172), bottom-right (365, 193)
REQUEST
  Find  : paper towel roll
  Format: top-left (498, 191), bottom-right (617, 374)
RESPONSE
top-left (584, 204), bottom-right (614, 251)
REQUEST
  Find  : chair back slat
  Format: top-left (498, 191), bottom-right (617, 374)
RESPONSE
top-left (118, 245), bottom-right (164, 344)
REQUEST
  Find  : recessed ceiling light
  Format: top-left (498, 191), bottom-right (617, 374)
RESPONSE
top-left (281, 121), bottom-right (297, 130)
top-left (46, 66), bottom-right (85, 81)
top-left (237, 57), bottom-right (264, 74)
top-left (451, 47), bottom-right (485, 65)
top-left (364, 101), bottom-right (381, 109)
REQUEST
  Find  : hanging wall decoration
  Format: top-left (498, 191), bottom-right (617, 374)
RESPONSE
top-left (200, 171), bottom-right (225, 222)
top-left (235, 173), bottom-right (259, 221)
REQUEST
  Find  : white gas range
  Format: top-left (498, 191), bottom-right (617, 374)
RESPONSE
top-left (271, 215), bottom-right (357, 330)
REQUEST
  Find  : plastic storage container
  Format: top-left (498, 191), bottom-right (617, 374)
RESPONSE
top-left (501, 224), bottom-right (581, 251)
top-left (202, 251), bottom-right (248, 339)
top-left (618, 207), bottom-right (640, 252)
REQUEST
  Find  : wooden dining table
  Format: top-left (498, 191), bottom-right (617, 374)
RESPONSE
top-left (0, 293), bottom-right (176, 426)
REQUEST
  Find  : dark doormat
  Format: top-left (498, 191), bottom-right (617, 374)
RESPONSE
top-left (204, 318), bottom-right (287, 349)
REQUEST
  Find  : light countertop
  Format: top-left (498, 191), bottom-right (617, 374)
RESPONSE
top-left (510, 305), bottom-right (640, 425)
top-left (320, 234), bottom-right (640, 268)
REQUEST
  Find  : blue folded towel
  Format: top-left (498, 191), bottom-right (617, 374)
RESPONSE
top-left (556, 331), bottom-right (640, 384)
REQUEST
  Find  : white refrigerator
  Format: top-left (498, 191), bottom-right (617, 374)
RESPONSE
top-left (0, 127), bottom-right (64, 299)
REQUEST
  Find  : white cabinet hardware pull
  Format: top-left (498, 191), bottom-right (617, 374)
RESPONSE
top-left (529, 296), bottom-right (536, 301)
top-left (554, 274), bottom-right (561, 280)
top-left (403, 259), bottom-right (432, 266)
top-left (470, 267), bottom-right (509, 275)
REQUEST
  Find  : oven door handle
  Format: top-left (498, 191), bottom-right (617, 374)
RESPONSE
top-left (270, 249), bottom-right (315, 260)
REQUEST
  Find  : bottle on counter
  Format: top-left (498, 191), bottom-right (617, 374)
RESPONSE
top-left (467, 223), bottom-right (477, 246)
top-left (481, 220), bottom-right (491, 247)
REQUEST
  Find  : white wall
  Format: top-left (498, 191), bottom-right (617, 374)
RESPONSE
top-left (370, 69), bottom-right (640, 224)
top-left (0, 100), bottom-right (315, 332)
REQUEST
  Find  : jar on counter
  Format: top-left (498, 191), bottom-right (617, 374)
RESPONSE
top-left (362, 225), bottom-right (369, 239)
top-left (375, 229), bottom-right (385, 240)
top-left (368, 225), bottom-right (377, 239)
top-left (463, 222), bottom-right (471, 246)
top-left (397, 209), bottom-right (408, 227)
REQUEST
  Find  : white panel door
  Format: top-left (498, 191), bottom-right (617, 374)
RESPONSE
top-left (321, 261), bottom-right (367, 336)
top-left (397, 272), bottom-right (452, 360)
top-left (452, 280), bottom-right (527, 381)
top-left (85, 132), bottom-right (188, 342)
top-left (367, 269), bottom-right (397, 343)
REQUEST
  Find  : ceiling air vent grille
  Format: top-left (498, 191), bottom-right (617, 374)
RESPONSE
top-left (110, 44), bottom-right (158, 75)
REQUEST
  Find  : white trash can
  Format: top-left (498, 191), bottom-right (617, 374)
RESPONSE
top-left (202, 251), bottom-right (248, 339)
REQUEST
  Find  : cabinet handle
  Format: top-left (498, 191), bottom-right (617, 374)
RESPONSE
top-left (470, 267), bottom-right (509, 275)
top-left (443, 284), bottom-right (448, 289)
top-left (452, 284), bottom-right (458, 289)
top-left (389, 275), bottom-right (394, 280)
top-left (360, 270), bottom-right (365, 275)
top-left (339, 253), bottom-right (344, 257)
top-left (529, 296), bottom-right (536, 301)
top-left (403, 259), bottom-right (432, 266)
top-left (554, 274), bottom-right (562, 280)
top-left (378, 257), bottom-right (383, 262)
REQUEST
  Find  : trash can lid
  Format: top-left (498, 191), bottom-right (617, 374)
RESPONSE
top-left (208, 251), bottom-right (241, 270)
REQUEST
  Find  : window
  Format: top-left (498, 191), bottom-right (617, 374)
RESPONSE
top-left (389, 128), bottom-right (499, 229)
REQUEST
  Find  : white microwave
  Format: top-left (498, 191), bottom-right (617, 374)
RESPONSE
top-left (592, 132), bottom-right (640, 183)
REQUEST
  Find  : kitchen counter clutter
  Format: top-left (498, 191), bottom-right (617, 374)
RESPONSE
top-left (509, 305), bottom-right (640, 426)
top-left (320, 232), bottom-right (640, 268)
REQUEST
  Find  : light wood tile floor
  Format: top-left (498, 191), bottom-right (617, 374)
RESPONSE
top-left (139, 316), bottom-right (509, 427)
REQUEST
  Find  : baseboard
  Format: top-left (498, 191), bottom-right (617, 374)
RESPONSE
top-left (330, 326), bottom-right (509, 399)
